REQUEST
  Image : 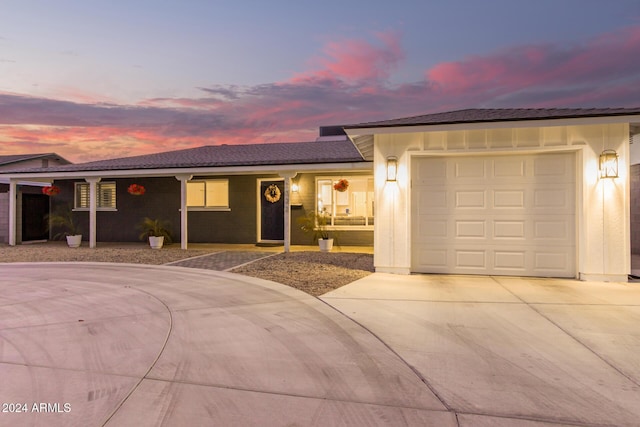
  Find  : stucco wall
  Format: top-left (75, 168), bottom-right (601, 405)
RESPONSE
top-left (48, 173), bottom-right (373, 246)
top-left (373, 123), bottom-right (630, 280)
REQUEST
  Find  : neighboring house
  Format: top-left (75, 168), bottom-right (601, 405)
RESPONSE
top-left (0, 153), bottom-right (71, 243)
top-left (344, 107), bottom-right (640, 281)
top-left (0, 132), bottom-right (373, 250)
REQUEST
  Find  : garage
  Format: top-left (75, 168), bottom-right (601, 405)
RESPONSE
top-left (411, 152), bottom-right (576, 277)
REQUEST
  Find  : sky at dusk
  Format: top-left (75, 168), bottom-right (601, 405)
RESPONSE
top-left (1, 0), bottom-right (640, 162)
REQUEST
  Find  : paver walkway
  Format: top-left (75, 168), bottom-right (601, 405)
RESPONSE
top-left (166, 251), bottom-right (275, 271)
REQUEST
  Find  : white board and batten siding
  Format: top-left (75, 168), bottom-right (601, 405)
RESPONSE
top-left (411, 153), bottom-right (576, 277)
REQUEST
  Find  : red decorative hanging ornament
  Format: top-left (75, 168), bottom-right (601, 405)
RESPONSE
top-left (333, 179), bottom-right (349, 192)
top-left (127, 184), bottom-right (146, 196)
top-left (42, 185), bottom-right (60, 196)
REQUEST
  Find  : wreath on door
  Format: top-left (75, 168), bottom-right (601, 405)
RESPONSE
top-left (264, 184), bottom-right (281, 203)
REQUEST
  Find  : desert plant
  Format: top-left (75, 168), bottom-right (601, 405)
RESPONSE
top-left (137, 217), bottom-right (172, 244)
top-left (45, 203), bottom-right (80, 239)
top-left (297, 210), bottom-right (339, 244)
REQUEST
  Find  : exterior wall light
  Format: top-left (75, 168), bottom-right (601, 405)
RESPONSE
top-left (386, 156), bottom-right (398, 182)
top-left (599, 149), bottom-right (619, 178)
top-left (291, 183), bottom-right (299, 193)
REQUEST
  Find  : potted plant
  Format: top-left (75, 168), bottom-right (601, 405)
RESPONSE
top-left (298, 210), bottom-right (339, 252)
top-left (137, 217), bottom-right (172, 249)
top-left (45, 203), bottom-right (82, 248)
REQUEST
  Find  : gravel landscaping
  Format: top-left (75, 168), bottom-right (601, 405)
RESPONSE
top-left (0, 243), bottom-right (373, 296)
top-left (231, 252), bottom-right (374, 296)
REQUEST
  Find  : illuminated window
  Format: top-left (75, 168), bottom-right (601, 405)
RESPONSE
top-left (187, 180), bottom-right (229, 208)
top-left (316, 177), bottom-right (374, 227)
top-left (74, 182), bottom-right (117, 210)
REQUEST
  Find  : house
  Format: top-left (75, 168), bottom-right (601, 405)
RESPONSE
top-left (344, 108), bottom-right (640, 281)
top-left (0, 133), bottom-right (374, 250)
top-left (0, 153), bottom-right (71, 243)
top-left (4, 108), bottom-right (640, 282)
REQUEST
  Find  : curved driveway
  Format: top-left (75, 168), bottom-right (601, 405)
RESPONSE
top-left (0, 263), bottom-right (452, 427)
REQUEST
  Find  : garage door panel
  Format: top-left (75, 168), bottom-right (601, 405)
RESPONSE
top-left (412, 153), bottom-right (575, 277)
top-left (494, 251), bottom-right (526, 270)
top-left (493, 158), bottom-right (525, 178)
top-left (456, 250), bottom-right (486, 269)
top-left (493, 220), bottom-right (526, 239)
top-left (455, 158), bottom-right (486, 178)
top-left (455, 220), bottom-right (486, 238)
top-left (493, 190), bottom-right (525, 208)
top-left (455, 190), bottom-right (486, 208)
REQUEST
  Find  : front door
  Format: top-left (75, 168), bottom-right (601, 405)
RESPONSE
top-left (259, 180), bottom-right (284, 242)
top-left (22, 193), bottom-right (49, 241)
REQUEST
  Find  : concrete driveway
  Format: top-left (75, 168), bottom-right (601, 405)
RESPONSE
top-left (322, 273), bottom-right (640, 426)
top-left (2, 264), bottom-right (640, 426)
top-left (0, 263), bottom-right (451, 427)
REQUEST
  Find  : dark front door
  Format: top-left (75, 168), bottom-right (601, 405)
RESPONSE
top-left (22, 193), bottom-right (49, 241)
top-left (260, 180), bottom-right (284, 241)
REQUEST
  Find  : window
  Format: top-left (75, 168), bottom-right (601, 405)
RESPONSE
top-left (74, 182), bottom-right (116, 210)
top-left (316, 176), bottom-right (374, 227)
top-left (187, 179), bottom-right (229, 209)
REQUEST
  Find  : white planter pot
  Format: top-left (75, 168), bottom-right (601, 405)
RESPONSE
top-left (66, 235), bottom-right (82, 248)
top-left (149, 236), bottom-right (164, 249)
top-left (318, 238), bottom-right (334, 252)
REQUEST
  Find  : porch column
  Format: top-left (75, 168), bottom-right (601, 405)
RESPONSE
top-left (279, 172), bottom-right (297, 253)
top-left (8, 179), bottom-right (17, 246)
top-left (175, 174), bottom-right (192, 250)
top-left (85, 177), bottom-right (101, 248)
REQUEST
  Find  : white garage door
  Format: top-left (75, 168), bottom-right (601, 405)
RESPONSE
top-left (412, 153), bottom-right (575, 277)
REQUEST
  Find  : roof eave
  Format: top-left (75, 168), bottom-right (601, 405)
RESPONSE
top-left (1, 161), bottom-right (373, 180)
top-left (344, 113), bottom-right (640, 136)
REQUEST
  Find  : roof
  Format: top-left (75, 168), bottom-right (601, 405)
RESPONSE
top-left (0, 153), bottom-right (71, 167)
top-left (344, 108), bottom-right (640, 129)
top-left (7, 140), bottom-right (366, 174)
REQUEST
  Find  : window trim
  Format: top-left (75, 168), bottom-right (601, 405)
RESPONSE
top-left (315, 176), bottom-right (374, 230)
top-left (186, 179), bottom-right (230, 209)
top-left (73, 181), bottom-right (117, 211)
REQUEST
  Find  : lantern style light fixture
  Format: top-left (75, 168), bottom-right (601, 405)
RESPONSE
top-left (386, 156), bottom-right (398, 182)
top-left (599, 149), bottom-right (619, 178)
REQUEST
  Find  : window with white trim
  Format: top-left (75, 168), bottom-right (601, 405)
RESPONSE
top-left (316, 176), bottom-right (374, 227)
top-left (187, 179), bottom-right (229, 208)
top-left (74, 182), bottom-right (117, 210)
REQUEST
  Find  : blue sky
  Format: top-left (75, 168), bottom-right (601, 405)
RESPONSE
top-left (1, 0), bottom-right (640, 161)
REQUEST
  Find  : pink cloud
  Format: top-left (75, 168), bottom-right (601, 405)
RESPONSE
top-left (293, 31), bottom-right (404, 83)
top-left (1, 26), bottom-right (640, 162)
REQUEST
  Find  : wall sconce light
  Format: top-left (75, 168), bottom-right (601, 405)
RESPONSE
top-left (386, 156), bottom-right (398, 182)
top-left (599, 149), bottom-right (619, 178)
top-left (291, 183), bottom-right (299, 193)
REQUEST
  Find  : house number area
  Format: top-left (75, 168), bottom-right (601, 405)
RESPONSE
top-left (2, 402), bottom-right (71, 413)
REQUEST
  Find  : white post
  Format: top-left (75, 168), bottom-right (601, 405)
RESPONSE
top-left (175, 174), bottom-right (192, 250)
top-left (8, 179), bottom-right (17, 246)
top-left (279, 172), bottom-right (297, 253)
top-left (85, 177), bottom-right (101, 248)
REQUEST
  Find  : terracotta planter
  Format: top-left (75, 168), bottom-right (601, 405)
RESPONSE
top-left (149, 236), bottom-right (164, 249)
top-left (66, 235), bottom-right (82, 248)
top-left (318, 238), bottom-right (334, 252)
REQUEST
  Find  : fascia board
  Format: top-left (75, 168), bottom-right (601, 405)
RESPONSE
top-left (1, 161), bottom-right (373, 180)
top-left (345, 114), bottom-right (640, 136)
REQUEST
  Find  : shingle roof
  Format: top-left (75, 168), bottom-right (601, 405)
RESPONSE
top-left (9, 140), bottom-right (365, 173)
top-left (344, 108), bottom-right (640, 129)
top-left (0, 153), bottom-right (70, 167)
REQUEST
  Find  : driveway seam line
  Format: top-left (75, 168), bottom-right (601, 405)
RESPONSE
top-left (490, 276), bottom-right (640, 388)
top-left (99, 287), bottom-right (174, 427)
top-left (316, 297), bottom-right (457, 415)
